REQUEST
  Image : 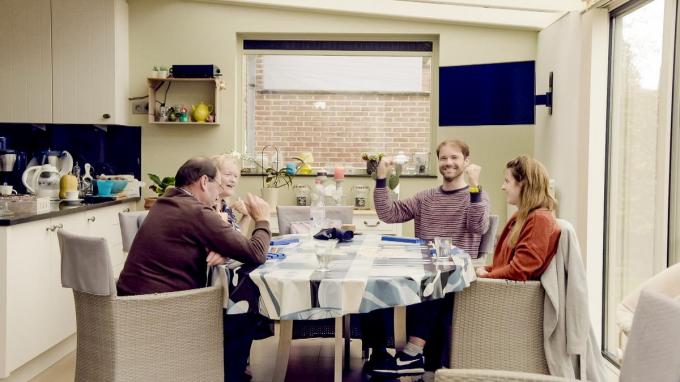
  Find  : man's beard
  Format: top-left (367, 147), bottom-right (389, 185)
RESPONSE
top-left (440, 166), bottom-right (463, 182)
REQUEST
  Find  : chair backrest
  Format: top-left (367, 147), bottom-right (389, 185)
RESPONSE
top-left (119, 210), bottom-right (149, 252)
top-left (620, 290), bottom-right (680, 381)
top-left (450, 278), bottom-right (549, 374)
top-left (478, 214), bottom-right (499, 257)
top-left (57, 229), bottom-right (117, 297)
top-left (277, 205), bottom-right (353, 234)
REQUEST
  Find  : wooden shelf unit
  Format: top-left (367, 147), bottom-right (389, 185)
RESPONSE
top-left (147, 77), bottom-right (221, 125)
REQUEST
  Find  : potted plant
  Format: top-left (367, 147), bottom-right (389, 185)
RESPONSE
top-left (261, 167), bottom-right (293, 208)
top-left (361, 152), bottom-right (401, 191)
top-left (145, 173), bottom-right (175, 209)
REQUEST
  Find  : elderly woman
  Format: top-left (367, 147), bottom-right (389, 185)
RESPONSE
top-left (211, 154), bottom-right (252, 233)
top-left (477, 155), bottom-right (561, 281)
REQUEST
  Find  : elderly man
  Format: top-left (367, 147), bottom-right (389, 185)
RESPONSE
top-left (117, 156), bottom-right (271, 382)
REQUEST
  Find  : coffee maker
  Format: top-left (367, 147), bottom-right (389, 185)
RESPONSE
top-left (0, 137), bottom-right (27, 194)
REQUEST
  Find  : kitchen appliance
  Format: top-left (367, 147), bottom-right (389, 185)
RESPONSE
top-left (0, 137), bottom-right (27, 193)
top-left (353, 185), bottom-right (370, 209)
top-left (170, 65), bottom-right (220, 78)
top-left (22, 164), bottom-right (61, 200)
top-left (27, 149), bottom-right (73, 177)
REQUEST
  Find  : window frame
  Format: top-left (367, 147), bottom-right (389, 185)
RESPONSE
top-left (235, 34), bottom-right (439, 174)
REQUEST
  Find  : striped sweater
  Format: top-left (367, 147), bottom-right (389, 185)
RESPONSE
top-left (374, 179), bottom-right (490, 257)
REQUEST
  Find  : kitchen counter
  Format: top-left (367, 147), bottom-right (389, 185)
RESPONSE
top-left (0, 196), bottom-right (140, 226)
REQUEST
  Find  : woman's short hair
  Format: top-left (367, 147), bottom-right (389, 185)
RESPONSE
top-left (175, 156), bottom-right (218, 187)
top-left (211, 154), bottom-right (241, 172)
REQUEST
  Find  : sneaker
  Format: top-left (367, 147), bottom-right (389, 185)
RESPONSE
top-left (363, 349), bottom-right (391, 374)
top-left (370, 350), bottom-right (425, 377)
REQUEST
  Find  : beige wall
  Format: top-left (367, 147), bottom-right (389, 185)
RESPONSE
top-left (129, 0), bottom-right (537, 226)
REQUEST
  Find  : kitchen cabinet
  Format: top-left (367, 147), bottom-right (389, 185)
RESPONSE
top-left (0, 0), bottom-right (128, 125)
top-left (0, 0), bottom-right (52, 123)
top-left (52, 0), bottom-right (129, 124)
top-left (147, 78), bottom-right (221, 125)
top-left (0, 201), bottom-right (135, 378)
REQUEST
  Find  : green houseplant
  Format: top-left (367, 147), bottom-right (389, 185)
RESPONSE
top-left (145, 173), bottom-right (175, 209)
top-left (361, 152), bottom-right (400, 190)
top-left (261, 167), bottom-right (293, 208)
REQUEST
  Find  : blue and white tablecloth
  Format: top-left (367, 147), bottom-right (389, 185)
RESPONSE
top-left (217, 234), bottom-right (476, 320)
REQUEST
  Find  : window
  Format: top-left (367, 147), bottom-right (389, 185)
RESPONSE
top-left (604, 0), bottom-right (673, 364)
top-left (241, 39), bottom-right (434, 171)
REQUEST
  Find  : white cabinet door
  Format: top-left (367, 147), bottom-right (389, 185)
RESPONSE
top-left (51, 0), bottom-right (128, 124)
top-left (0, 0), bottom-right (52, 123)
top-left (4, 220), bottom-right (53, 374)
top-left (83, 202), bottom-right (133, 268)
top-left (3, 213), bottom-right (84, 375)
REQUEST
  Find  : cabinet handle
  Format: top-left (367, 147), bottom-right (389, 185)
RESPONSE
top-left (124, 208), bottom-right (130, 212)
top-left (363, 220), bottom-right (381, 228)
top-left (87, 216), bottom-right (96, 222)
top-left (47, 223), bottom-right (64, 232)
top-left (102, 113), bottom-right (111, 119)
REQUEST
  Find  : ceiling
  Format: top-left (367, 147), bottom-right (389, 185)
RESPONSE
top-left (204, 0), bottom-right (587, 30)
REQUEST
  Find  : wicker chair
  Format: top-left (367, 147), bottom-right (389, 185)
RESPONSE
top-left (57, 229), bottom-right (224, 382)
top-left (449, 278), bottom-right (550, 373)
top-left (436, 289), bottom-right (680, 382)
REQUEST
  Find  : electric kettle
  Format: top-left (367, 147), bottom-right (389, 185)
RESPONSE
top-left (22, 164), bottom-right (61, 199)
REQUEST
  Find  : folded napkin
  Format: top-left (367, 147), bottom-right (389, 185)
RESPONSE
top-left (313, 228), bottom-right (354, 242)
top-left (270, 237), bottom-right (300, 246)
top-left (381, 236), bottom-right (426, 245)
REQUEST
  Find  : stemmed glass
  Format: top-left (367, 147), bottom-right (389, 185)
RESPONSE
top-left (314, 240), bottom-right (337, 272)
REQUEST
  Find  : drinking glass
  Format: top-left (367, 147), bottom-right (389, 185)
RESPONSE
top-left (314, 240), bottom-right (337, 272)
top-left (433, 236), bottom-right (453, 261)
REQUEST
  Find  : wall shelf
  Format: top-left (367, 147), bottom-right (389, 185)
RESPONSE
top-left (147, 77), bottom-right (222, 124)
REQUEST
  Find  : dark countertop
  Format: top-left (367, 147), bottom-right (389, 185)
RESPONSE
top-left (0, 197), bottom-right (140, 226)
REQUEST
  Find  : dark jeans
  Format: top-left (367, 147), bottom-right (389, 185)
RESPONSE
top-left (360, 294), bottom-right (454, 371)
top-left (223, 311), bottom-right (258, 382)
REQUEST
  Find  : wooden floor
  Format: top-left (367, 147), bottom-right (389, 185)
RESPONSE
top-left (28, 336), bottom-right (431, 382)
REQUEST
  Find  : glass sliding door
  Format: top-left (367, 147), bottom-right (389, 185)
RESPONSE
top-left (604, 0), bottom-right (671, 363)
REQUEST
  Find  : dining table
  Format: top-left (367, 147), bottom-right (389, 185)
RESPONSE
top-left (215, 234), bottom-right (477, 382)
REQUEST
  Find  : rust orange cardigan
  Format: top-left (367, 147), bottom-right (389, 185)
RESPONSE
top-left (485, 209), bottom-right (561, 281)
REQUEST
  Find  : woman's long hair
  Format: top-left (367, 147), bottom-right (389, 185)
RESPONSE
top-left (506, 155), bottom-right (556, 248)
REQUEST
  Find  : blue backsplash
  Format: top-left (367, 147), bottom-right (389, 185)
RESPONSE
top-left (0, 123), bottom-right (141, 193)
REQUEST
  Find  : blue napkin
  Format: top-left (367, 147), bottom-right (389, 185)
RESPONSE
top-left (270, 237), bottom-right (300, 246)
top-left (266, 253), bottom-right (286, 260)
top-left (381, 236), bottom-right (426, 245)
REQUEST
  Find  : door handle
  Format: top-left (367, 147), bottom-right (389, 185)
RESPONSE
top-left (47, 223), bottom-right (64, 232)
top-left (87, 216), bottom-right (96, 222)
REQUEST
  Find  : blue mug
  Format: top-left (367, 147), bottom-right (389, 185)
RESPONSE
top-left (286, 162), bottom-right (297, 175)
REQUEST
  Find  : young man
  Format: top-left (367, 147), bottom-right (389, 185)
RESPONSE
top-left (364, 139), bottom-right (490, 378)
top-left (116, 156), bottom-right (271, 382)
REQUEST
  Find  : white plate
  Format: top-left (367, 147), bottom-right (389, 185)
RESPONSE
top-left (60, 199), bottom-right (83, 205)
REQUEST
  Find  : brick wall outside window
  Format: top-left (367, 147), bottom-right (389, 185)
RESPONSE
top-left (249, 56), bottom-right (432, 170)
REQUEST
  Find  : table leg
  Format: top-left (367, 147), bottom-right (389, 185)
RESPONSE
top-left (273, 320), bottom-right (293, 382)
top-left (394, 306), bottom-right (407, 350)
top-left (334, 316), bottom-right (343, 382)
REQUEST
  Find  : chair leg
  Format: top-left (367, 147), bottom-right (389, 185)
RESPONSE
top-left (273, 320), bottom-right (293, 382)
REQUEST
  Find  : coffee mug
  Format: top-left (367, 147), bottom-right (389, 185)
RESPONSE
top-left (65, 191), bottom-right (79, 200)
top-left (0, 185), bottom-right (17, 196)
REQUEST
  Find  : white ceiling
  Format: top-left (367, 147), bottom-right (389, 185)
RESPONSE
top-left (205, 0), bottom-right (587, 30)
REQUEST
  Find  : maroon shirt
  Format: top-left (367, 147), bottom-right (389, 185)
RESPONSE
top-left (117, 188), bottom-right (270, 296)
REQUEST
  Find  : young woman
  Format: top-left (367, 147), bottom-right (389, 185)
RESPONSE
top-left (211, 154), bottom-right (252, 233)
top-left (477, 155), bottom-right (561, 281)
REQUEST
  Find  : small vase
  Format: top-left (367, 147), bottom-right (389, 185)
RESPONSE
top-left (261, 188), bottom-right (279, 208)
top-left (144, 196), bottom-right (158, 210)
top-left (366, 160), bottom-right (379, 176)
